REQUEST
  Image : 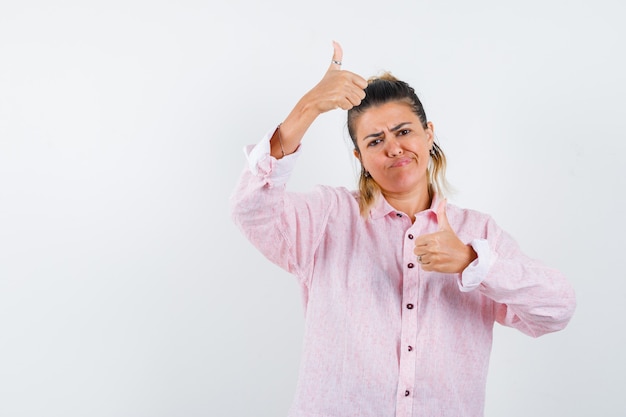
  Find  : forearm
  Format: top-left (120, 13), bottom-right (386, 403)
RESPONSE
top-left (270, 93), bottom-right (321, 159)
top-left (458, 218), bottom-right (576, 337)
top-left (481, 253), bottom-right (576, 337)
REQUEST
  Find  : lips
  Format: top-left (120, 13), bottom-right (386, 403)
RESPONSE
top-left (390, 157), bottom-right (413, 168)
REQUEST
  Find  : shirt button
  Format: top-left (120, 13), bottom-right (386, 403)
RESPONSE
top-left (408, 345), bottom-right (413, 352)
top-left (408, 234), bottom-right (414, 239)
top-left (396, 213), bottom-right (402, 217)
top-left (405, 390), bottom-right (410, 397)
top-left (407, 303), bottom-right (414, 309)
top-left (407, 263), bottom-right (414, 269)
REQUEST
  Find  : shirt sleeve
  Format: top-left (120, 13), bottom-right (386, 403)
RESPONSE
top-left (457, 238), bottom-right (493, 292)
top-left (230, 125), bottom-right (336, 286)
top-left (244, 124), bottom-right (302, 185)
top-left (478, 218), bottom-right (576, 337)
top-left (469, 217), bottom-right (576, 338)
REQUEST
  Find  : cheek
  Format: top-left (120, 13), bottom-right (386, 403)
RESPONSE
top-left (415, 139), bottom-right (432, 155)
top-left (360, 154), bottom-right (380, 173)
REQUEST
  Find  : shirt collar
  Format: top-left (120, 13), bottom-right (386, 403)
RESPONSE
top-left (369, 192), bottom-right (443, 220)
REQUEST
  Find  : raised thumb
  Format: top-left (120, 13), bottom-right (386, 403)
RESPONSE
top-left (436, 198), bottom-right (452, 231)
top-left (328, 40), bottom-right (343, 71)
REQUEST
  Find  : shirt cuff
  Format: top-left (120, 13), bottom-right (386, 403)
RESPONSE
top-left (458, 238), bottom-right (493, 293)
top-left (244, 124), bottom-right (301, 187)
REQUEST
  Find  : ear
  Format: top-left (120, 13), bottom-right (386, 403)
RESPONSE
top-left (353, 148), bottom-right (368, 173)
top-left (425, 121), bottom-right (435, 147)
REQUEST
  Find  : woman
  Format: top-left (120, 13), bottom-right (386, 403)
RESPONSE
top-left (230, 42), bottom-right (576, 417)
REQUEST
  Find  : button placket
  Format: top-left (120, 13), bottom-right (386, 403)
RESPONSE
top-left (396, 226), bottom-right (420, 415)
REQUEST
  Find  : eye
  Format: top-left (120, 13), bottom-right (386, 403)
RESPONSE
top-left (367, 138), bottom-right (382, 147)
top-left (398, 129), bottom-right (411, 136)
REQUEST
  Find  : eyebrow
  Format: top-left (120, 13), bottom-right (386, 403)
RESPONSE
top-left (361, 122), bottom-right (412, 141)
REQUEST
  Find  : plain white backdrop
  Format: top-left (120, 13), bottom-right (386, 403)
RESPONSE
top-left (1, 0), bottom-right (624, 416)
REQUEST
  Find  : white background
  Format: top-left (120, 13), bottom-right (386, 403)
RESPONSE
top-left (1, 0), bottom-right (624, 416)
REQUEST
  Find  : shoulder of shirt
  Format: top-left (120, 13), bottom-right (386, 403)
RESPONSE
top-left (312, 184), bottom-right (359, 199)
top-left (446, 202), bottom-right (495, 223)
top-left (308, 184), bottom-right (361, 215)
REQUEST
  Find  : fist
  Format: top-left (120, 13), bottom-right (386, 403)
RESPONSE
top-left (414, 199), bottom-right (477, 273)
top-left (305, 41), bottom-right (368, 113)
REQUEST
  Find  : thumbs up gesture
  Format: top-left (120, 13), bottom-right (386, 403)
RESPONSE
top-left (270, 42), bottom-right (367, 158)
top-left (414, 199), bottom-right (478, 273)
top-left (303, 41), bottom-right (368, 114)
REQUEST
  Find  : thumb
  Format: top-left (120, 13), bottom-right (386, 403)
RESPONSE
top-left (436, 198), bottom-right (452, 231)
top-left (328, 40), bottom-right (343, 72)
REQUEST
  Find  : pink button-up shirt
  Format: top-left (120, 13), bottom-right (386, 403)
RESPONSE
top-left (230, 128), bottom-right (576, 417)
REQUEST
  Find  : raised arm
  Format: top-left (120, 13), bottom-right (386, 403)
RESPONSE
top-left (270, 41), bottom-right (368, 159)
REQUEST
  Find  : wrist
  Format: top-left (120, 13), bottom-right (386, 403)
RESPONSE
top-left (465, 244), bottom-right (478, 268)
top-left (296, 91), bottom-right (324, 120)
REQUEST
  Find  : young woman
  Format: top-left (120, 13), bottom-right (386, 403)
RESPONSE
top-left (230, 42), bottom-right (576, 417)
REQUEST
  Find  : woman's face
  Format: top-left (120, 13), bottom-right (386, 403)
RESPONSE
top-left (353, 101), bottom-right (434, 196)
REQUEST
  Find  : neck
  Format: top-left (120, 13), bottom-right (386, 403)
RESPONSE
top-left (383, 186), bottom-right (432, 222)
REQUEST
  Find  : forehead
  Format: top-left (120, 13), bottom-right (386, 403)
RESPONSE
top-left (355, 101), bottom-right (419, 134)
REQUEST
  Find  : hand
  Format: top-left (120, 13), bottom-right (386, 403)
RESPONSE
top-left (303, 41), bottom-right (367, 113)
top-left (273, 42), bottom-right (367, 157)
top-left (414, 199), bottom-right (478, 273)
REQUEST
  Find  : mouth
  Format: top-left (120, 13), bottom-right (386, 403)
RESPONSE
top-left (390, 157), bottom-right (413, 168)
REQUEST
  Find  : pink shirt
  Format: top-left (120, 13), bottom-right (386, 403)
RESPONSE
top-left (230, 128), bottom-right (576, 417)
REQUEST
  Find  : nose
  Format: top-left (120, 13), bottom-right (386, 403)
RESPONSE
top-left (385, 135), bottom-right (403, 157)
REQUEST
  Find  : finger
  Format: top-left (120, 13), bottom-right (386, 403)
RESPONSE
top-left (436, 198), bottom-right (452, 232)
top-left (354, 86), bottom-right (366, 100)
top-left (421, 262), bottom-right (435, 271)
top-left (418, 253), bottom-right (432, 266)
top-left (352, 73), bottom-right (368, 89)
top-left (338, 102), bottom-right (351, 111)
top-left (414, 233), bottom-right (433, 247)
top-left (338, 98), bottom-right (357, 110)
top-left (346, 90), bottom-right (364, 107)
top-left (328, 40), bottom-right (343, 71)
